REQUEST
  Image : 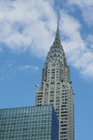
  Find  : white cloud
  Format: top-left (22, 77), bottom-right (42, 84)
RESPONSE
top-left (19, 65), bottom-right (39, 71)
top-left (60, 10), bottom-right (93, 77)
top-left (90, 44), bottom-right (93, 48)
top-left (0, 0), bottom-right (56, 56)
top-left (87, 35), bottom-right (93, 43)
top-left (82, 7), bottom-right (93, 26)
top-left (80, 62), bottom-right (93, 77)
top-left (67, 0), bottom-right (93, 6)
top-left (67, 0), bottom-right (93, 26)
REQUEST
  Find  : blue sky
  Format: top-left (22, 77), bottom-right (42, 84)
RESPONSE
top-left (0, 0), bottom-right (93, 139)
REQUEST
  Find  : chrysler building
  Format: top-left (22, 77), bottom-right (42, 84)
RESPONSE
top-left (35, 18), bottom-right (75, 140)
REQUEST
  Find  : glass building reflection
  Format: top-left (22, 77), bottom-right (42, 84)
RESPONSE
top-left (0, 105), bottom-right (59, 140)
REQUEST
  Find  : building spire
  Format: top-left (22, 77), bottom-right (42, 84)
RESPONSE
top-left (57, 13), bottom-right (59, 31)
top-left (53, 13), bottom-right (61, 45)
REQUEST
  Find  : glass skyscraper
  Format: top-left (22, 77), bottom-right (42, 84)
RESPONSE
top-left (35, 18), bottom-right (75, 140)
top-left (0, 105), bottom-right (59, 140)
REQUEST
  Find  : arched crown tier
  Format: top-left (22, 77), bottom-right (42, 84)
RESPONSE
top-left (41, 17), bottom-right (70, 83)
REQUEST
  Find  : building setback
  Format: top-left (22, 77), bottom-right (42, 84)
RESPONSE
top-left (35, 18), bottom-right (75, 140)
top-left (0, 105), bottom-right (59, 140)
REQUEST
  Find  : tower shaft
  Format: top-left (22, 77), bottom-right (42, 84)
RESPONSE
top-left (35, 18), bottom-right (74, 140)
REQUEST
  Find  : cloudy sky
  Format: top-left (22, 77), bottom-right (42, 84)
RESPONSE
top-left (0, 0), bottom-right (93, 139)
